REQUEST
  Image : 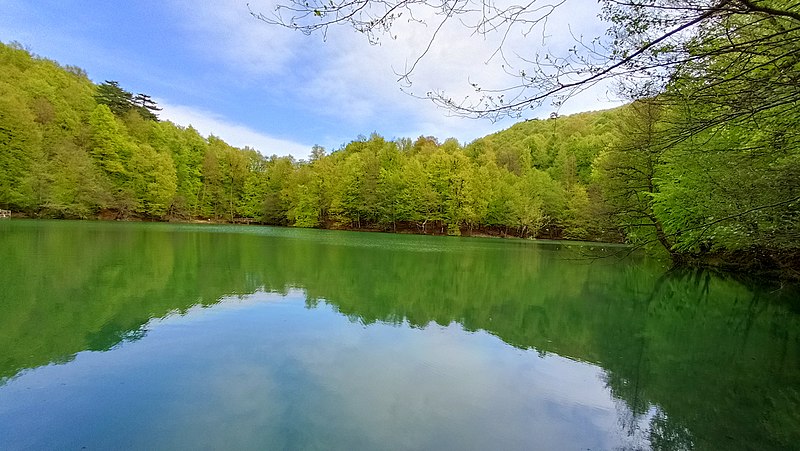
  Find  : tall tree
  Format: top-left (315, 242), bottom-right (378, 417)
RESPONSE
top-left (263, 156), bottom-right (295, 225)
top-left (46, 139), bottom-right (106, 218)
top-left (94, 81), bottom-right (133, 116)
top-left (593, 99), bottom-right (676, 256)
top-left (131, 93), bottom-right (161, 121)
top-left (129, 144), bottom-right (177, 217)
top-left (0, 91), bottom-right (41, 210)
top-left (96, 80), bottom-right (160, 121)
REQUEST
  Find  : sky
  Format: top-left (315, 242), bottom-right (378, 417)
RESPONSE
top-left (0, 0), bottom-right (621, 159)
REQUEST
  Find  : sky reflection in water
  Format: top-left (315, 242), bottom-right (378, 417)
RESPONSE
top-left (0, 291), bottom-right (652, 450)
top-left (1, 220), bottom-right (797, 450)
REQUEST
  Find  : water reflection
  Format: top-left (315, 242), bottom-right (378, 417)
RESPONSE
top-left (1, 220), bottom-right (798, 449)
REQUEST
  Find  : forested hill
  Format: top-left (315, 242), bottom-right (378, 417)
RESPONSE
top-left (1, 41), bottom-right (798, 274)
top-left (0, 40), bottom-right (617, 238)
top-left (0, 42), bottom-right (270, 221)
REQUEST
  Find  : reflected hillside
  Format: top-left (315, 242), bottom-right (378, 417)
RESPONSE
top-left (2, 220), bottom-right (799, 449)
top-left (0, 221), bottom-right (262, 379)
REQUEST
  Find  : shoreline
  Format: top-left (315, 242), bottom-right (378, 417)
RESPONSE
top-left (5, 214), bottom-right (798, 281)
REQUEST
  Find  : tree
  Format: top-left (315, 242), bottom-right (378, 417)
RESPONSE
top-left (563, 184), bottom-right (592, 239)
top-left (96, 80), bottom-right (160, 121)
top-left (426, 149), bottom-right (467, 234)
top-left (309, 144), bottom-right (326, 162)
top-left (95, 81), bottom-right (133, 116)
top-left (652, 107), bottom-right (800, 263)
top-left (0, 91), bottom-right (41, 210)
top-left (515, 168), bottom-right (562, 238)
top-left (88, 104), bottom-right (130, 183)
top-left (199, 139), bottom-right (223, 218)
top-left (263, 156), bottom-right (295, 224)
top-left (286, 165), bottom-right (323, 227)
top-left (175, 126), bottom-right (207, 216)
top-left (615, 0), bottom-right (800, 134)
top-left (239, 151), bottom-right (269, 219)
top-left (131, 93), bottom-right (162, 121)
top-left (255, 0), bottom-right (799, 123)
top-left (129, 144), bottom-right (177, 217)
top-left (376, 163), bottom-right (405, 229)
top-left (46, 139), bottom-right (106, 218)
top-left (593, 99), bottom-right (676, 256)
top-left (401, 156), bottom-right (439, 232)
top-left (331, 152), bottom-right (367, 227)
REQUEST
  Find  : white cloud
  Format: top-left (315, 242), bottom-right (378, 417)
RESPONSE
top-left (291, 0), bottom-right (620, 137)
top-left (168, 0), bottom-right (623, 145)
top-left (1, 0), bottom-right (626, 156)
top-left (158, 100), bottom-right (313, 158)
top-left (169, 0), bottom-right (304, 78)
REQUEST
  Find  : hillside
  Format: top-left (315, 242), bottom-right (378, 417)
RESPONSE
top-left (1, 40), bottom-right (798, 275)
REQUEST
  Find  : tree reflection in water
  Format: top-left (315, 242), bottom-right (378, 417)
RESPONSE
top-left (1, 220), bottom-right (798, 449)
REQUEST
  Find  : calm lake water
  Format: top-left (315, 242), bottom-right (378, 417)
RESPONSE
top-left (1, 220), bottom-right (798, 450)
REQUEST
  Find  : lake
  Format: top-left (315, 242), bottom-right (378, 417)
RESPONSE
top-left (1, 220), bottom-right (798, 450)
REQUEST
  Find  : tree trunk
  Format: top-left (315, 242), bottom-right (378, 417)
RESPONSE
top-left (652, 218), bottom-right (684, 263)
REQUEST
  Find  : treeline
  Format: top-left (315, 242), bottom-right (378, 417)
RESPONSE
top-left (0, 42), bottom-right (267, 221)
top-left (0, 41), bottom-right (619, 240)
top-left (270, 119), bottom-right (619, 239)
top-left (1, 40), bottom-right (798, 270)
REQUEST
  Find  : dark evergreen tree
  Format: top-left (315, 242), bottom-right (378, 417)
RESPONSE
top-left (132, 93), bottom-right (161, 121)
top-left (94, 80), bottom-right (133, 116)
top-left (95, 81), bottom-right (160, 121)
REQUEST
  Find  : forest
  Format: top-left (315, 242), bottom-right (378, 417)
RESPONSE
top-left (0, 37), bottom-right (797, 274)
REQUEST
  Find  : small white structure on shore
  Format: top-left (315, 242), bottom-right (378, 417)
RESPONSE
top-left (0, 209), bottom-right (11, 219)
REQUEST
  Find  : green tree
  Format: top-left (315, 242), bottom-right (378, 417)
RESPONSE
top-left (129, 144), bottom-right (177, 217)
top-left (131, 93), bottom-right (161, 121)
top-left (593, 99), bottom-right (675, 255)
top-left (168, 125), bottom-right (206, 217)
top-left (286, 164), bottom-right (322, 227)
top-left (331, 152), bottom-right (367, 227)
top-left (238, 151), bottom-right (269, 219)
top-left (563, 185), bottom-right (592, 239)
top-left (263, 156), bottom-right (295, 224)
top-left (94, 81), bottom-right (133, 117)
top-left (198, 139), bottom-right (224, 218)
top-left (653, 116), bottom-right (800, 262)
top-left (0, 90), bottom-right (40, 210)
top-left (400, 157), bottom-right (436, 231)
top-left (46, 139), bottom-right (106, 218)
top-left (88, 104), bottom-right (130, 183)
top-left (96, 81), bottom-right (161, 121)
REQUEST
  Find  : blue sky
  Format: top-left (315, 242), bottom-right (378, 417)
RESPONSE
top-left (0, 0), bottom-right (619, 159)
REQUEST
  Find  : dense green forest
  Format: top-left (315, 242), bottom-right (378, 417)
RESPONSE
top-left (0, 40), bottom-right (797, 272)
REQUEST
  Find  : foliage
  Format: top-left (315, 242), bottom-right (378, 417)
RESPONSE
top-left (256, 0), bottom-right (800, 121)
top-left (96, 80), bottom-right (161, 121)
top-left (0, 39), bottom-right (798, 270)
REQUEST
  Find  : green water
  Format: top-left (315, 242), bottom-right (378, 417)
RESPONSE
top-left (0, 220), bottom-right (798, 450)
